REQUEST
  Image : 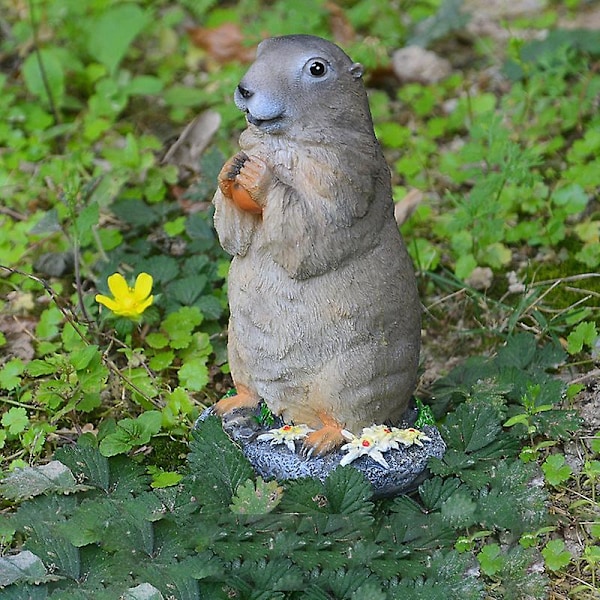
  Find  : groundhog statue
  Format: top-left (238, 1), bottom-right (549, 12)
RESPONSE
top-left (212, 34), bottom-right (421, 454)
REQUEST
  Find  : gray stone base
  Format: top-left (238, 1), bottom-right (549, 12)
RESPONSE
top-left (197, 403), bottom-right (446, 499)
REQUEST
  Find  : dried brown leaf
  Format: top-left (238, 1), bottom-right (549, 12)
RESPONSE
top-left (188, 23), bottom-right (255, 64)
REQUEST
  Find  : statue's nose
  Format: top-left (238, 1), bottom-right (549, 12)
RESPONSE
top-left (237, 84), bottom-right (253, 100)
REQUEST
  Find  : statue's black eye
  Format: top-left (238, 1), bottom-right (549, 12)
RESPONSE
top-left (309, 61), bottom-right (327, 77)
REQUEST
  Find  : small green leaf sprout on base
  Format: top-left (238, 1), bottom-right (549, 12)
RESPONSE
top-left (96, 272), bottom-right (154, 319)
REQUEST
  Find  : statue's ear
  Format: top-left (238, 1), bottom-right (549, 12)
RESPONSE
top-left (349, 62), bottom-right (364, 79)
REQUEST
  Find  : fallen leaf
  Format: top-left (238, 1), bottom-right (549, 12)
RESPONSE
top-left (394, 189), bottom-right (423, 226)
top-left (327, 2), bottom-right (355, 46)
top-left (188, 23), bottom-right (255, 64)
top-left (162, 110), bottom-right (221, 175)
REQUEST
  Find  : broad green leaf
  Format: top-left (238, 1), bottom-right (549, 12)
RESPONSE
top-left (69, 344), bottom-right (100, 370)
top-left (123, 583), bottom-right (164, 600)
top-left (22, 48), bottom-right (65, 107)
top-left (324, 466), bottom-right (373, 519)
top-left (0, 460), bottom-right (79, 500)
top-left (26, 359), bottom-right (57, 377)
top-left (54, 445), bottom-right (110, 491)
top-left (87, 4), bottom-right (152, 75)
top-left (0, 550), bottom-right (47, 587)
top-left (187, 417), bottom-right (254, 511)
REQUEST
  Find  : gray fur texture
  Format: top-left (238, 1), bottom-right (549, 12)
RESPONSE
top-left (213, 35), bottom-right (421, 439)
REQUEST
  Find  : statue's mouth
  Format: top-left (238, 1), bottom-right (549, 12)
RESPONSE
top-left (246, 112), bottom-right (284, 131)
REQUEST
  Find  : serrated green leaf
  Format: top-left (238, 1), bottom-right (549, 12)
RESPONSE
top-left (230, 477), bottom-right (283, 514)
top-left (24, 522), bottom-right (81, 580)
top-left (1, 406), bottom-right (29, 434)
top-left (69, 344), bottom-right (100, 370)
top-left (137, 255), bottom-right (180, 285)
top-left (442, 402), bottom-right (503, 453)
top-left (145, 332), bottom-right (169, 349)
top-left (278, 477), bottom-right (328, 514)
top-left (54, 445), bottom-right (110, 491)
top-left (0, 461), bottom-right (80, 500)
top-left (26, 359), bottom-right (57, 377)
top-left (178, 358), bottom-right (209, 391)
top-left (324, 467), bottom-right (373, 520)
top-left (567, 321), bottom-right (598, 355)
top-left (419, 476), bottom-right (462, 511)
top-left (477, 543), bottom-right (503, 576)
top-left (542, 454), bottom-right (572, 486)
top-left (542, 539), bottom-right (571, 571)
top-left (0, 358), bottom-right (25, 390)
top-left (187, 417), bottom-right (254, 512)
top-left (440, 488), bottom-right (477, 529)
top-left (168, 276), bottom-right (208, 305)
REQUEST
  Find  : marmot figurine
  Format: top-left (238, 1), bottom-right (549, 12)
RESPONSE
top-left (213, 34), bottom-right (421, 454)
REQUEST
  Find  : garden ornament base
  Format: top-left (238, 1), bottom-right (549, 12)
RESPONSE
top-left (198, 403), bottom-right (446, 499)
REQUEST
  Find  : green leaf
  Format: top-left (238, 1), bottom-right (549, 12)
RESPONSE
top-left (150, 469), bottom-right (183, 489)
top-left (230, 477), bottom-right (283, 514)
top-left (69, 344), bottom-right (100, 370)
top-left (1, 406), bottom-right (29, 434)
top-left (0, 357), bottom-right (25, 390)
top-left (123, 583), bottom-right (165, 600)
top-left (187, 417), bottom-right (254, 512)
top-left (146, 332), bottom-right (169, 349)
top-left (542, 454), bottom-right (572, 486)
top-left (167, 275), bottom-right (208, 306)
top-left (0, 460), bottom-right (79, 500)
top-left (0, 550), bottom-right (47, 587)
top-left (26, 358), bottom-right (57, 377)
top-left (87, 4), bottom-right (152, 75)
top-left (22, 48), bottom-right (65, 107)
top-left (567, 321), bottom-right (598, 355)
top-left (551, 183), bottom-right (588, 214)
top-left (542, 539), bottom-right (571, 571)
top-left (178, 358), bottom-right (209, 391)
top-left (162, 306), bottom-right (203, 349)
top-left (324, 467), bottom-right (373, 520)
top-left (477, 543), bottom-right (504, 576)
top-left (54, 445), bottom-right (110, 491)
top-left (74, 201), bottom-right (99, 244)
top-left (99, 411), bottom-right (162, 456)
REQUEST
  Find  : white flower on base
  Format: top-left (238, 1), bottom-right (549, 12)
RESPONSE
top-left (340, 433), bottom-right (390, 469)
top-left (394, 427), bottom-right (431, 447)
top-left (257, 424), bottom-right (315, 452)
top-left (340, 425), bottom-right (432, 468)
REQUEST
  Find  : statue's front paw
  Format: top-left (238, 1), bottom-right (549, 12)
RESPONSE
top-left (218, 153), bottom-right (268, 215)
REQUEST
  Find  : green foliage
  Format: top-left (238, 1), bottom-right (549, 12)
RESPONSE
top-left (542, 539), bottom-right (572, 572)
top-left (1, 334), bottom-right (575, 598)
top-left (0, 1), bottom-right (598, 597)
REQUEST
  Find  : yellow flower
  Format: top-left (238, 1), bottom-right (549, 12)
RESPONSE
top-left (95, 272), bottom-right (154, 319)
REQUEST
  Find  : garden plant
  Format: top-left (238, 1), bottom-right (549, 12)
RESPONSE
top-left (0, 0), bottom-right (599, 598)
